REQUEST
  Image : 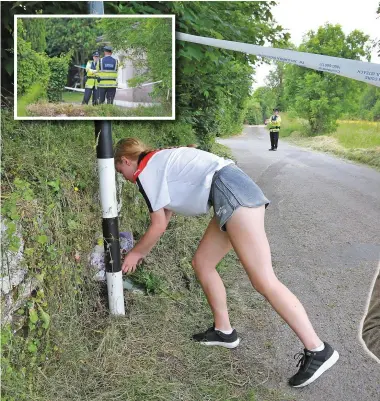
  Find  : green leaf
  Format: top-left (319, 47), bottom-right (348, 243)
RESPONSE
top-left (37, 235), bottom-right (48, 245)
top-left (28, 342), bottom-right (38, 354)
top-left (29, 308), bottom-right (38, 324)
top-left (24, 248), bottom-right (35, 257)
top-left (179, 45), bottom-right (203, 61)
top-left (39, 308), bottom-right (50, 329)
top-left (9, 244), bottom-right (21, 253)
top-left (67, 219), bottom-right (79, 230)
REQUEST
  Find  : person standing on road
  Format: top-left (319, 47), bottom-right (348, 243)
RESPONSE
top-left (115, 137), bottom-right (339, 388)
top-left (268, 108), bottom-right (281, 151)
top-left (82, 51), bottom-right (100, 106)
top-left (97, 46), bottom-right (119, 105)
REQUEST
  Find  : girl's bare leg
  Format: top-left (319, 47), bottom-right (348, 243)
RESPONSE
top-left (226, 206), bottom-right (322, 350)
top-left (192, 217), bottom-right (233, 331)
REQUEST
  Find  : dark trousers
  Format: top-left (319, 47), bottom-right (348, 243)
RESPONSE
top-left (82, 87), bottom-right (98, 105)
top-left (98, 87), bottom-right (117, 105)
top-left (270, 131), bottom-right (279, 149)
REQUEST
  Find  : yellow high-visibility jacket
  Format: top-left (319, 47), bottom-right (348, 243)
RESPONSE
top-left (85, 60), bottom-right (100, 89)
top-left (268, 115), bottom-right (281, 132)
top-left (97, 56), bottom-right (119, 88)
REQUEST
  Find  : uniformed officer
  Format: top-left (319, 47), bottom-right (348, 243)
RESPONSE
top-left (82, 51), bottom-right (100, 106)
top-left (97, 46), bottom-right (119, 105)
top-left (268, 108), bottom-right (282, 151)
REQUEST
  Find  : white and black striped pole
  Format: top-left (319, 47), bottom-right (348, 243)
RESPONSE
top-left (89, 1), bottom-right (125, 315)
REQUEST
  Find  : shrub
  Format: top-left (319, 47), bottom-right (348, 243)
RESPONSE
top-left (245, 100), bottom-right (263, 125)
top-left (17, 20), bottom-right (50, 98)
top-left (47, 54), bottom-right (71, 103)
top-left (371, 99), bottom-right (380, 121)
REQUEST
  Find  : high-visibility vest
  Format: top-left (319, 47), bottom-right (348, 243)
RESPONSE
top-left (97, 56), bottom-right (119, 88)
top-left (269, 115), bottom-right (281, 132)
top-left (85, 60), bottom-right (100, 89)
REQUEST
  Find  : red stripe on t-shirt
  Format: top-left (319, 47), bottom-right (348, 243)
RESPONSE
top-left (132, 150), bottom-right (160, 183)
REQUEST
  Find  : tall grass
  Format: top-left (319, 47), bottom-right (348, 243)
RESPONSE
top-left (282, 113), bottom-right (380, 169)
top-left (333, 121), bottom-right (380, 149)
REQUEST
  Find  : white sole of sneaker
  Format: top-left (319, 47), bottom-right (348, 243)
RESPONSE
top-left (200, 338), bottom-right (240, 349)
top-left (293, 350), bottom-right (339, 388)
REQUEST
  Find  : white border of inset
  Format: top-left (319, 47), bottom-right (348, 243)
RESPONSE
top-left (14, 14), bottom-right (176, 121)
top-left (358, 262), bottom-right (380, 364)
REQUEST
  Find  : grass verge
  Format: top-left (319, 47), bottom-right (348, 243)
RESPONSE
top-left (17, 84), bottom-right (46, 117)
top-left (62, 90), bottom-right (83, 103)
top-left (23, 102), bottom-right (171, 118)
top-left (281, 114), bottom-right (380, 169)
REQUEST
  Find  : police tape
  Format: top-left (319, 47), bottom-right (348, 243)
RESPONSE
top-left (140, 80), bottom-right (163, 87)
top-left (176, 32), bottom-right (380, 87)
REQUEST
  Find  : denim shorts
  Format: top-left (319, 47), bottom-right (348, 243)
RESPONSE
top-left (209, 164), bottom-right (270, 231)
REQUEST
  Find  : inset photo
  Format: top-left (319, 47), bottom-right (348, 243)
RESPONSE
top-left (14, 15), bottom-right (175, 120)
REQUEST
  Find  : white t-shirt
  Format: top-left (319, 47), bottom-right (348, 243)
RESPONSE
top-left (134, 147), bottom-right (234, 215)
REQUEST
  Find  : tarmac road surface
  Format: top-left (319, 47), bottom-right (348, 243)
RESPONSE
top-left (218, 125), bottom-right (380, 401)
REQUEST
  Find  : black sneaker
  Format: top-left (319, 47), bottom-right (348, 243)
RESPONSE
top-left (288, 342), bottom-right (339, 388)
top-left (269, 148), bottom-right (275, 151)
top-left (192, 326), bottom-right (240, 349)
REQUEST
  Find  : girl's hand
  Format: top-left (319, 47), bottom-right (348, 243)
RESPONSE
top-left (122, 250), bottom-right (144, 274)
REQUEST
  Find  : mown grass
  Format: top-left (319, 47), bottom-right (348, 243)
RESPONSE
top-left (17, 84), bottom-right (46, 117)
top-left (23, 102), bottom-right (171, 118)
top-left (61, 90), bottom-right (84, 103)
top-left (281, 113), bottom-right (380, 169)
top-left (2, 112), bottom-right (284, 401)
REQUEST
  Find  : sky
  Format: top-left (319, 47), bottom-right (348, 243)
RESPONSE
top-left (252, 0), bottom-right (380, 89)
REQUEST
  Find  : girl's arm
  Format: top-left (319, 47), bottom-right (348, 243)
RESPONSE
top-left (122, 208), bottom-right (172, 273)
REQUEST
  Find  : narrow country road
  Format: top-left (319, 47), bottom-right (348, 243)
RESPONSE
top-left (218, 126), bottom-right (380, 401)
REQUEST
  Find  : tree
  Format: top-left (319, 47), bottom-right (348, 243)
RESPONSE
top-left (245, 97), bottom-right (263, 125)
top-left (359, 85), bottom-right (380, 120)
top-left (106, 1), bottom-right (289, 147)
top-left (45, 18), bottom-right (101, 87)
top-left (16, 19), bottom-right (50, 97)
top-left (99, 17), bottom-right (172, 103)
top-left (265, 62), bottom-right (286, 111)
top-left (374, 3), bottom-right (380, 57)
top-left (264, 42), bottom-right (297, 112)
top-left (284, 24), bottom-right (371, 133)
top-left (252, 86), bottom-right (277, 121)
top-left (22, 17), bottom-right (46, 53)
top-left (3, 1), bottom-right (289, 146)
top-left (1, 1), bottom-right (88, 97)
